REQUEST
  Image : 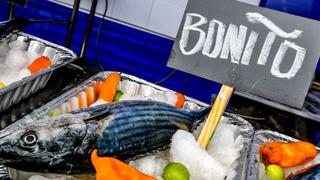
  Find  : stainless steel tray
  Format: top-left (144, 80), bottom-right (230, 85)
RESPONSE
top-left (0, 32), bottom-right (77, 112)
top-left (246, 130), bottom-right (320, 180)
top-left (7, 72), bottom-right (254, 180)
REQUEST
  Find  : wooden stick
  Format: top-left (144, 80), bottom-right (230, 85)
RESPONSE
top-left (197, 85), bottom-right (234, 149)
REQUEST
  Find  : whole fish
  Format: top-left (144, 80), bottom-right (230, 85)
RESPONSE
top-left (0, 100), bottom-right (210, 174)
top-left (286, 163), bottom-right (320, 180)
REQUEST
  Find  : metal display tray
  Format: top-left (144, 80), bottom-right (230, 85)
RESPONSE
top-left (0, 32), bottom-right (77, 112)
top-left (13, 71), bottom-right (254, 180)
top-left (246, 130), bottom-right (320, 180)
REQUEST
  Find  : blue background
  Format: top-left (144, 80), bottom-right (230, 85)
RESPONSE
top-left (1, 0), bottom-right (320, 104)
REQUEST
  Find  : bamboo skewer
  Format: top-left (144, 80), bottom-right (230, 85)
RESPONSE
top-left (197, 85), bottom-right (234, 148)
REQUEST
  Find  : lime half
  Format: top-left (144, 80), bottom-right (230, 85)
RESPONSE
top-left (266, 164), bottom-right (285, 180)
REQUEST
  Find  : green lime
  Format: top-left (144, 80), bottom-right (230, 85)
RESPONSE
top-left (266, 164), bottom-right (285, 180)
top-left (163, 162), bottom-right (190, 180)
top-left (113, 90), bottom-right (124, 102)
top-left (50, 109), bottom-right (60, 117)
top-left (0, 82), bottom-right (5, 89)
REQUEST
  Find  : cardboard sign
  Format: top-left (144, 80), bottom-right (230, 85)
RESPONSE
top-left (167, 0), bottom-right (320, 108)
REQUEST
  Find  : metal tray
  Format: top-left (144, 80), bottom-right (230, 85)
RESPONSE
top-left (26, 72), bottom-right (209, 119)
top-left (0, 32), bottom-right (77, 112)
top-left (6, 72), bottom-right (254, 180)
top-left (246, 130), bottom-right (320, 180)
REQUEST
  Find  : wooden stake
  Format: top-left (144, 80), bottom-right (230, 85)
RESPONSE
top-left (197, 85), bottom-right (234, 148)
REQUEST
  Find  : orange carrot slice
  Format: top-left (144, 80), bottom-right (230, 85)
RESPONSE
top-left (91, 149), bottom-right (156, 180)
top-left (175, 93), bottom-right (185, 108)
top-left (98, 73), bottom-right (121, 103)
top-left (93, 81), bottom-right (103, 97)
top-left (28, 56), bottom-right (51, 74)
top-left (69, 97), bottom-right (79, 111)
top-left (86, 87), bottom-right (96, 106)
top-left (60, 102), bottom-right (71, 114)
top-left (78, 91), bottom-right (88, 109)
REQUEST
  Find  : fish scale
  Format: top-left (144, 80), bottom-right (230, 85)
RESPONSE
top-left (105, 129), bottom-right (178, 160)
top-left (96, 101), bottom-right (209, 159)
top-left (107, 113), bottom-right (191, 131)
top-left (104, 106), bottom-right (197, 127)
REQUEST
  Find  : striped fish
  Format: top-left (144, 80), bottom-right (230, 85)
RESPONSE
top-left (0, 100), bottom-right (210, 174)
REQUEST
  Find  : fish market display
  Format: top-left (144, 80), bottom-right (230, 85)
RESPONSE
top-left (3, 72), bottom-right (254, 179)
top-left (0, 100), bottom-right (210, 174)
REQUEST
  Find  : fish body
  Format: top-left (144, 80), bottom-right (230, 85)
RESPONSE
top-left (0, 100), bottom-right (209, 174)
top-left (286, 163), bottom-right (320, 180)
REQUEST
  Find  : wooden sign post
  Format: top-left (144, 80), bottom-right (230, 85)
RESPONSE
top-left (168, 0), bottom-right (320, 148)
top-left (197, 85), bottom-right (234, 148)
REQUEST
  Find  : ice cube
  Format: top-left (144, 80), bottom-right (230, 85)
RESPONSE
top-left (138, 85), bottom-right (156, 96)
top-left (207, 118), bottom-right (243, 168)
top-left (130, 154), bottom-right (169, 177)
top-left (164, 91), bottom-right (178, 106)
top-left (8, 39), bottom-right (28, 50)
top-left (147, 93), bottom-right (167, 103)
top-left (119, 80), bottom-right (139, 96)
top-left (130, 156), bottom-right (158, 176)
top-left (5, 49), bottom-right (30, 70)
top-left (170, 130), bottom-right (227, 180)
top-left (183, 102), bottom-right (201, 111)
top-left (0, 71), bottom-right (22, 86)
top-left (0, 44), bottom-right (9, 58)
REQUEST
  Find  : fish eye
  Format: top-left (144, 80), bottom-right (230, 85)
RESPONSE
top-left (22, 132), bottom-right (38, 146)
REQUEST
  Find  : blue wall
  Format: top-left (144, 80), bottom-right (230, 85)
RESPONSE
top-left (261, 0), bottom-right (320, 21)
top-left (260, 0), bottom-right (320, 71)
top-left (0, 0), bottom-right (221, 104)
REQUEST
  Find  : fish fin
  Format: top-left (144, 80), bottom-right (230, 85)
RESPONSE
top-left (172, 121), bottom-right (190, 131)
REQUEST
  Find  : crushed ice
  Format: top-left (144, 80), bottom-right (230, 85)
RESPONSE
top-left (130, 117), bottom-right (244, 180)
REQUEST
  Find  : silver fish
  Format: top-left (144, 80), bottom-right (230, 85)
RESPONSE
top-left (0, 100), bottom-right (210, 174)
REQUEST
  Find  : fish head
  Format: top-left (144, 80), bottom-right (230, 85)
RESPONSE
top-left (0, 113), bottom-right (89, 169)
